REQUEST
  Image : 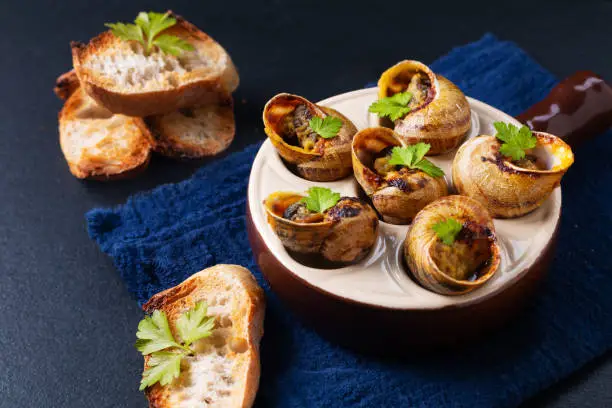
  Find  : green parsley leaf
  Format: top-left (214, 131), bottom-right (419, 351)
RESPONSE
top-left (136, 300), bottom-right (217, 390)
top-left (153, 34), bottom-right (194, 56)
top-left (139, 351), bottom-right (185, 391)
top-left (106, 11), bottom-right (192, 56)
top-left (300, 187), bottom-right (341, 213)
top-left (386, 143), bottom-right (444, 178)
top-left (387, 145), bottom-right (414, 167)
top-left (135, 309), bottom-right (183, 355)
top-left (135, 12), bottom-right (176, 41)
top-left (493, 122), bottom-right (537, 161)
top-left (432, 218), bottom-right (463, 245)
top-left (368, 91), bottom-right (413, 121)
top-left (309, 116), bottom-right (343, 139)
top-left (413, 160), bottom-right (445, 178)
top-left (105, 22), bottom-right (144, 43)
top-left (176, 301), bottom-right (215, 347)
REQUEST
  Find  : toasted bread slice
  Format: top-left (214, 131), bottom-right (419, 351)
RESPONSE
top-left (142, 265), bottom-right (265, 408)
top-left (54, 69), bottom-right (80, 100)
top-left (54, 70), bottom-right (236, 159)
top-left (71, 12), bottom-right (239, 117)
top-left (145, 96), bottom-right (235, 158)
top-left (59, 87), bottom-right (153, 179)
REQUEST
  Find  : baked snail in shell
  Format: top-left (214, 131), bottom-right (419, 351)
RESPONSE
top-left (352, 127), bottom-right (448, 224)
top-left (264, 188), bottom-right (379, 264)
top-left (263, 93), bottom-right (358, 181)
top-left (372, 60), bottom-right (471, 155)
top-left (452, 125), bottom-right (574, 218)
top-left (404, 195), bottom-right (501, 295)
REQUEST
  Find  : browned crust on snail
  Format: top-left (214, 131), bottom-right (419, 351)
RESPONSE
top-left (404, 195), bottom-right (501, 295)
top-left (352, 127), bottom-right (448, 224)
top-left (452, 132), bottom-right (574, 218)
top-left (263, 93), bottom-right (357, 181)
top-left (263, 192), bottom-right (378, 264)
top-left (378, 60), bottom-right (471, 155)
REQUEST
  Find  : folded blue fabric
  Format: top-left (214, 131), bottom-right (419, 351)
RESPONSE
top-left (87, 33), bottom-right (612, 407)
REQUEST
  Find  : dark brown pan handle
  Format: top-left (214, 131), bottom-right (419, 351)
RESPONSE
top-left (516, 71), bottom-right (612, 148)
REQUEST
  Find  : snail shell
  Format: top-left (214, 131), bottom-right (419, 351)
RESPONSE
top-left (352, 127), bottom-right (448, 224)
top-left (264, 192), bottom-right (379, 264)
top-left (263, 93), bottom-right (358, 181)
top-left (404, 195), bottom-right (501, 295)
top-left (452, 132), bottom-right (574, 218)
top-left (378, 60), bottom-right (471, 155)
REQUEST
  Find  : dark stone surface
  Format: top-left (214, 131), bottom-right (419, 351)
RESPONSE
top-left (0, 0), bottom-right (610, 406)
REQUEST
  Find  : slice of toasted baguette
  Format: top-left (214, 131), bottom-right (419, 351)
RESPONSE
top-left (71, 12), bottom-right (239, 117)
top-left (54, 69), bottom-right (80, 101)
top-left (145, 96), bottom-right (235, 159)
top-left (59, 87), bottom-right (153, 179)
top-left (55, 70), bottom-right (236, 159)
top-left (142, 265), bottom-right (265, 408)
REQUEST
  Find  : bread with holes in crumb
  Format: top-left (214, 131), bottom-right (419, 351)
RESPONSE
top-left (59, 86), bottom-right (153, 179)
top-left (145, 95), bottom-right (235, 159)
top-left (71, 11), bottom-right (239, 117)
top-left (142, 264), bottom-right (265, 408)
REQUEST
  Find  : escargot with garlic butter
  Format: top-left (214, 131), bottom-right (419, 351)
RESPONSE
top-left (453, 123), bottom-right (574, 218)
top-left (352, 127), bottom-right (448, 224)
top-left (404, 195), bottom-right (500, 295)
top-left (264, 188), bottom-right (379, 264)
top-left (263, 93), bottom-right (357, 181)
top-left (371, 60), bottom-right (471, 155)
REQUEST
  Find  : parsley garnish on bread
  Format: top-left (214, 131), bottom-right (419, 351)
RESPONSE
top-left (140, 265), bottom-right (265, 407)
top-left (70, 11), bottom-right (239, 116)
top-left (106, 11), bottom-right (194, 56)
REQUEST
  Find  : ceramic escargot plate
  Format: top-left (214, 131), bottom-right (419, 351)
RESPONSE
top-left (248, 87), bottom-right (560, 309)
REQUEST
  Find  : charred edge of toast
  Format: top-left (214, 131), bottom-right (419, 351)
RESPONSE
top-left (142, 280), bottom-right (199, 313)
top-left (54, 69), bottom-right (80, 100)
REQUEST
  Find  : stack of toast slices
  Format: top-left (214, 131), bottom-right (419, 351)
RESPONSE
top-left (55, 12), bottom-right (239, 180)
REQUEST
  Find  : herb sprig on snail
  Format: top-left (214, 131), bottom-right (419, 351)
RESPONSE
top-left (263, 93), bottom-right (358, 181)
top-left (375, 60), bottom-right (472, 154)
top-left (404, 196), bottom-right (501, 295)
top-left (309, 116), bottom-right (343, 139)
top-left (352, 127), bottom-right (448, 224)
top-left (264, 187), bottom-right (379, 264)
top-left (452, 122), bottom-right (574, 218)
top-left (432, 218), bottom-right (462, 245)
top-left (368, 91), bottom-right (413, 121)
top-left (493, 122), bottom-right (537, 161)
top-left (300, 187), bottom-right (341, 213)
top-left (387, 143), bottom-right (445, 178)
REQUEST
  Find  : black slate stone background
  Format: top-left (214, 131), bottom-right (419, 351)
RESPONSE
top-left (1, 0), bottom-right (611, 406)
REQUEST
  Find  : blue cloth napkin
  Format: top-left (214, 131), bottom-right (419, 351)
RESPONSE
top-left (87, 33), bottom-right (612, 407)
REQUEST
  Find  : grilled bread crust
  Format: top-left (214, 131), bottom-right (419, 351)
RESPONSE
top-left (142, 265), bottom-right (265, 408)
top-left (145, 95), bottom-right (235, 159)
top-left (58, 87), bottom-right (153, 180)
top-left (55, 71), bottom-right (236, 161)
top-left (71, 12), bottom-right (239, 117)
